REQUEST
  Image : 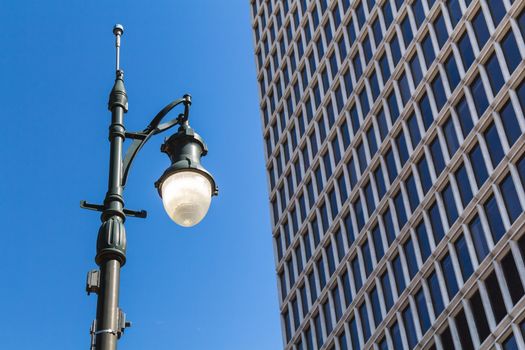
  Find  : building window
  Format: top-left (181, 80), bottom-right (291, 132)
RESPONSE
top-left (433, 12), bottom-right (448, 49)
top-left (394, 190), bottom-right (408, 229)
top-left (445, 53), bottom-right (461, 92)
top-left (499, 174), bottom-right (522, 224)
top-left (407, 112), bottom-right (421, 149)
top-left (390, 320), bottom-right (404, 350)
top-left (485, 54), bottom-right (504, 95)
top-left (372, 17), bottom-right (382, 47)
top-left (333, 228), bottom-right (345, 263)
top-left (308, 270), bottom-right (318, 303)
top-left (458, 32), bottom-right (475, 71)
top-left (372, 224), bottom-right (385, 261)
top-left (359, 88), bottom-right (371, 118)
top-left (416, 221), bottom-right (431, 263)
top-left (364, 181), bottom-right (376, 216)
top-left (499, 101), bottom-right (521, 147)
top-left (352, 255), bottom-right (363, 291)
top-left (305, 326), bottom-right (314, 350)
top-left (431, 73), bottom-right (447, 112)
top-left (359, 302), bottom-right (371, 342)
top-left (469, 290), bottom-right (490, 343)
top-left (326, 242), bottom-right (336, 277)
top-left (362, 239), bottom-right (374, 277)
top-left (383, 208), bottom-right (397, 244)
top-left (316, 255), bottom-right (326, 290)
top-left (349, 316), bottom-right (361, 350)
top-left (485, 271), bottom-right (506, 323)
top-left (483, 122), bottom-right (504, 168)
top-left (428, 270), bottom-right (445, 316)
top-left (381, 270), bottom-right (394, 311)
top-left (455, 96), bottom-right (473, 137)
top-left (387, 90), bottom-right (400, 124)
top-left (447, 0), bottom-right (462, 28)
top-left (283, 309), bottom-right (292, 343)
top-left (342, 269), bottom-right (353, 306)
top-left (354, 197), bottom-right (365, 232)
top-left (441, 183), bottom-right (458, 226)
top-left (454, 234), bottom-right (474, 281)
top-left (469, 143), bottom-right (489, 187)
top-left (392, 254), bottom-right (406, 295)
top-left (363, 34), bottom-right (373, 64)
top-left (416, 287), bottom-right (431, 333)
top-left (410, 53), bottom-right (423, 89)
top-left (440, 326), bottom-right (455, 349)
top-left (367, 125), bottom-right (378, 157)
top-left (401, 15), bottom-right (414, 48)
top-left (382, 0), bottom-right (393, 29)
top-left (374, 165), bottom-right (387, 199)
top-left (455, 309), bottom-right (475, 350)
top-left (422, 32), bottom-right (436, 68)
top-left (404, 237), bottom-right (418, 279)
top-left (442, 116), bottom-right (459, 157)
top-left (429, 201), bottom-right (445, 246)
top-left (344, 211), bottom-right (356, 245)
top-left (405, 174), bottom-right (419, 212)
top-left (429, 136), bottom-right (446, 176)
top-left (417, 155), bottom-right (432, 194)
top-left (501, 30), bottom-right (521, 74)
top-left (332, 285), bottom-right (343, 321)
top-left (337, 172), bottom-right (348, 205)
top-left (440, 252), bottom-right (459, 299)
top-left (369, 70), bottom-right (380, 103)
top-left (280, 270), bottom-right (287, 301)
top-left (402, 305), bottom-right (418, 348)
top-left (379, 53), bottom-right (391, 84)
top-left (357, 140), bottom-right (368, 173)
top-left (323, 298), bottom-right (333, 335)
top-left (395, 130), bottom-right (409, 166)
top-left (370, 286), bottom-right (382, 327)
top-left (314, 312), bottom-right (324, 348)
top-left (468, 214), bottom-right (490, 263)
top-left (385, 147), bottom-right (398, 183)
top-left (501, 252), bottom-right (525, 305)
top-left (390, 34), bottom-right (402, 68)
top-left (472, 10), bottom-right (490, 49)
top-left (455, 163), bottom-right (473, 207)
top-left (291, 297), bottom-right (300, 332)
top-left (412, 0), bottom-right (425, 28)
top-left (418, 92), bottom-right (434, 130)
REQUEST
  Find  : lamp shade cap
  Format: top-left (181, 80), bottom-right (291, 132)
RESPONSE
top-left (113, 24), bottom-right (124, 36)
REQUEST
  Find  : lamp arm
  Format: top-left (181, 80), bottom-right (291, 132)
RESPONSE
top-left (121, 95), bottom-right (191, 187)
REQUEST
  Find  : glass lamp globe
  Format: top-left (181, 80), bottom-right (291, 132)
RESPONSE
top-left (160, 171), bottom-right (212, 227)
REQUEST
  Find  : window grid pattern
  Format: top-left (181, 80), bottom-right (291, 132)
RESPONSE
top-left (252, 0), bottom-right (525, 349)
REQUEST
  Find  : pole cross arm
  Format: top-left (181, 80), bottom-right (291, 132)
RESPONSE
top-left (80, 200), bottom-right (147, 219)
top-left (121, 95), bottom-right (191, 187)
top-left (80, 200), bottom-right (104, 212)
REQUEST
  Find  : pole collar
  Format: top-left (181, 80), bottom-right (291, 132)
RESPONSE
top-left (108, 70), bottom-right (128, 112)
top-left (96, 216), bottom-right (127, 266)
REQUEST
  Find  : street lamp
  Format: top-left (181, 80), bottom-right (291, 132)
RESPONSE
top-left (81, 24), bottom-right (218, 350)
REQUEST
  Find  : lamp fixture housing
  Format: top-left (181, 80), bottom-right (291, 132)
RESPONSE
top-left (155, 122), bottom-right (218, 226)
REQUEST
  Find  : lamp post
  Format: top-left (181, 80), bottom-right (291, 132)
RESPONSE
top-left (81, 24), bottom-right (218, 350)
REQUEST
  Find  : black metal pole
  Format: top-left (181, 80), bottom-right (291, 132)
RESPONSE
top-left (93, 25), bottom-right (128, 350)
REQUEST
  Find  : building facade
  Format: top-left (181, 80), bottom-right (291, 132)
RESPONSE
top-left (251, 0), bottom-right (525, 349)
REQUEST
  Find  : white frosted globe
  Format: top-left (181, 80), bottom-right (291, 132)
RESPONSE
top-left (161, 171), bottom-right (212, 227)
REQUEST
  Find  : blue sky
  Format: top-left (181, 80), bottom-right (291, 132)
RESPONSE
top-left (0, 1), bottom-right (282, 349)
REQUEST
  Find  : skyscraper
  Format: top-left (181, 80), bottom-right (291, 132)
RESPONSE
top-left (252, 0), bottom-right (525, 349)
